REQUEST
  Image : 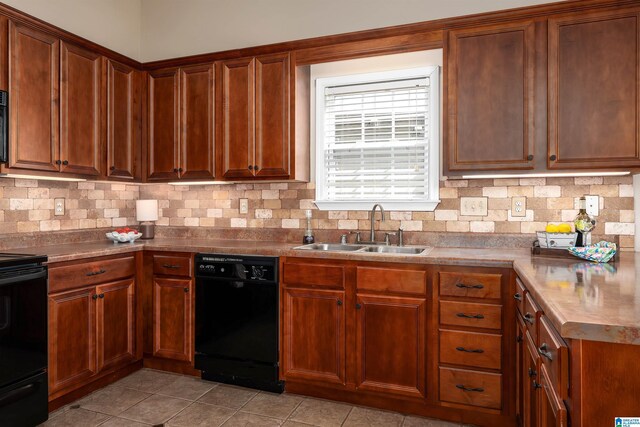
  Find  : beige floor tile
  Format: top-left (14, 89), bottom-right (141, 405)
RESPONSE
top-left (155, 375), bottom-right (217, 400)
top-left (76, 386), bottom-right (151, 416)
top-left (197, 384), bottom-right (258, 409)
top-left (115, 369), bottom-right (181, 393)
top-left (222, 411), bottom-right (283, 426)
top-left (288, 398), bottom-right (353, 427)
top-left (166, 402), bottom-right (236, 427)
top-left (281, 422), bottom-right (316, 427)
top-left (98, 417), bottom-right (151, 427)
top-left (41, 408), bottom-right (110, 426)
top-left (343, 406), bottom-right (404, 427)
top-left (241, 391), bottom-right (303, 419)
top-left (403, 415), bottom-right (461, 426)
top-left (118, 394), bottom-right (191, 425)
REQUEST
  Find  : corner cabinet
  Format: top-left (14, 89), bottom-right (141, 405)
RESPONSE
top-left (218, 53), bottom-right (291, 179)
top-left (445, 20), bottom-right (536, 172)
top-left (147, 64), bottom-right (216, 181)
top-left (547, 9), bottom-right (640, 169)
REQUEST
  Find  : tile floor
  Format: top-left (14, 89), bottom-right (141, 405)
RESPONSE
top-left (42, 369), bottom-right (473, 427)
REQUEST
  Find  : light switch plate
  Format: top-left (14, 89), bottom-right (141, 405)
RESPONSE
top-left (460, 197), bottom-right (488, 217)
top-left (239, 198), bottom-right (249, 214)
top-left (585, 195), bottom-right (599, 216)
top-left (511, 196), bottom-right (527, 217)
top-left (54, 198), bottom-right (65, 216)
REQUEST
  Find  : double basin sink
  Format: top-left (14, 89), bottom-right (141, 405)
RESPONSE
top-left (294, 243), bottom-right (431, 255)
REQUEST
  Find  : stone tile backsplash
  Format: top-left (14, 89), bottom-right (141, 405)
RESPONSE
top-left (0, 175), bottom-right (634, 249)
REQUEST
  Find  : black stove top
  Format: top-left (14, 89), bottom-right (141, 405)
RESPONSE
top-left (0, 253), bottom-right (48, 268)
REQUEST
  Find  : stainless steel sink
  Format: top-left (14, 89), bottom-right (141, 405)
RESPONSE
top-left (359, 246), bottom-right (430, 255)
top-left (294, 243), bottom-right (365, 251)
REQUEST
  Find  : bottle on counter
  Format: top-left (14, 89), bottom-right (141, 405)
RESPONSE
top-left (574, 196), bottom-right (595, 247)
top-left (303, 209), bottom-right (315, 244)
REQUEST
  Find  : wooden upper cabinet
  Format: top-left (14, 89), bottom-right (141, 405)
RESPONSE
top-left (60, 41), bottom-right (101, 176)
top-left (106, 58), bottom-right (140, 180)
top-left (96, 279), bottom-right (136, 372)
top-left (446, 21), bottom-right (536, 172)
top-left (148, 68), bottom-right (180, 180)
top-left (180, 63), bottom-right (215, 179)
top-left (548, 10), bottom-right (640, 169)
top-left (220, 57), bottom-right (255, 179)
top-left (8, 22), bottom-right (59, 172)
top-left (255, 53), bottom-right (290, 178)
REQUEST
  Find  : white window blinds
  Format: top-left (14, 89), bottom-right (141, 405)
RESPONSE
top-left (315, 67), bottom-right (440, 211)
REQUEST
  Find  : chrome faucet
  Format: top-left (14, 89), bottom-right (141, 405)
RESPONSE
top-left (369, 204), bottom-right (385, 243)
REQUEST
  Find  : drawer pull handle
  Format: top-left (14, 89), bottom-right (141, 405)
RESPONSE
top-left (86, 269), bottom-right (106, 277)
top-left (528, 368), bottom-right (537, 378)
top-left (538, 343), bottom-right (553, 360)
top-left (455, 346), bottom-right (484, 354)
top-left (524, 313), bottom-right (534, 324)
top-left (456, 313), bottom-right (485, 319)
top-left (455, 283), bottom-right (484, 290)
top-left (162, 264), bottom-right (181, 269)
top-left (514, 293), bottom-right (522, 301)
top-left (455, 384), bottom-right (484, 393)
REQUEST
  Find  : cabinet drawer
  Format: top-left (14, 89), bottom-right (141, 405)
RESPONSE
top-left (439, 367), bottom-right (502, 410)
top-left (49, 256), bottom-right (135, 293)
top-left (439, 272), bottom-right (502, 299)
top-left (523, 293), bottom-right (541, 342)
top-left (538, 316), bottom-right (569, 399)
top-left (283, 262), bottom-right (345, 289)
top-left (356, 266), bottom-right (426, 295)
top-left (514, 277), bottom-right (527, 315)
top-left (440, 301), bottom-right (502, 330)
top-left (440, 330), bottom-right (502, 370)
top-left (152, 254), bottom-right (192, 277)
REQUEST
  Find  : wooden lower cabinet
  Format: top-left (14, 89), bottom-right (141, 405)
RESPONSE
top-left (96, 279), bottom-right (136, 371)
top-left (355, 294), bottom-right (426, 398)
top-left (152, 277), bottom-right (193, 362)
top-left (282, 288), bottom-right (346, 385)
top-left (48, 287), bottom-right (97, 395)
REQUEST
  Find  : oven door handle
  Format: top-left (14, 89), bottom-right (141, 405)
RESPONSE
top-left (0, 382), bottom-right (38, 409)
top-left (0, 269), bottom-right (47, 287)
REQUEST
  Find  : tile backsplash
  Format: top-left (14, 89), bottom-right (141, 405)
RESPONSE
top-left (0, 175), bottom-right (634, 249)
top-left (140, 175), bottom-right (634, 249)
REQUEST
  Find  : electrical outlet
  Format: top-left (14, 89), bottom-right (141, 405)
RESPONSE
top-left (460, 197), bottom-right (488, 216)
top-left (54, 198), bottom-right (65, 216)
top-left (239, 198), bottom-right (249, 214)
top-left (585, 195), bottom-right (599, 216)
top-left (511, 196), bottom-right (527, 217)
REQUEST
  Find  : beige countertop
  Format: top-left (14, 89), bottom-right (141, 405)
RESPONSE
top-left (10, 239), bottom-right (640, 346)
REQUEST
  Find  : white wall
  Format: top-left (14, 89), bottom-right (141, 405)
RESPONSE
top-left (2, 0), bottom-right (142, 60)
top-left (140, 0), bottom-right (561, 62)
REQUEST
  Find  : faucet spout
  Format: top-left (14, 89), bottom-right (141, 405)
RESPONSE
top-left (369, 204), bottom-right (385, 242)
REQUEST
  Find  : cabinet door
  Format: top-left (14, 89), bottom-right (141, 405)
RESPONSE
top-left (153, 277), bottom-right (193, 362)
top-left (60, 41), bottom-right (101, 176)
top-left (539, 364), bottom-right (568, 427)
top-left (220, 57), bottom-right (255, 178)
top-left (355, 294), bottom-right (426, 398)
top-left (255, 53), bottom-right (290, 178)
top-left (106, 58), bottom-right (139, 180)
top-left (548, 10), bottom-right (640, 169)
top-left (282, 288), bottom-right (346, 385)
top-left (446, 21), bottom-right (535, 172)
top-left (96, 279), bottom-right (135, 372)
top-left (8, 22), bottom-right (59, 172)
top-left (48, 287), bottom-right (96, 394)
top-left (180, 63), bottom-right (215, 179)
top-left (148, 68), bottom-right (179, 180)
top-left (524, 331), bottom-right (540, 427)
top-left (516, 315), bottom-right (526, 427)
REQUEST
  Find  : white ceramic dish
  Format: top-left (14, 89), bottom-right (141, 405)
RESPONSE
top-left (106, 231), bottom-right (143, 243)
top-left (536, 231), bottom-right (578, 249)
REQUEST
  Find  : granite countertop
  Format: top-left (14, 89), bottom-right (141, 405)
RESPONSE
top-left (9, 239), bottom-right (640, 346)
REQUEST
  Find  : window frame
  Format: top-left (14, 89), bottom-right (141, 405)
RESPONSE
top-left (314, 66), bottom-right (440, 211)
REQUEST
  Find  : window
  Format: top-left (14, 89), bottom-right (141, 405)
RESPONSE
top-left (315, 67), bottom-right (440, 211)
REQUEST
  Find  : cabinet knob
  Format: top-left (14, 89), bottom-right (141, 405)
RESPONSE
top-left (92, 294), bottom-right (98, 300)
top-left (514, 293), bottom-right (522, 301)
top-left (527, 154), bottom-right (534, 161)
top-left (254, 165), bottom-right (259, 171)
top-left (533, 381), bottom-right (542, 390)
top-left (528, 368), bottom-right (537, 378)
top-left (549, 154), bottom-right (557, 161)
top-left (173, 168), bottom-right (178, 173)
top-left (355, 303), bottom-right (362, 310)
top-left (99, 294), bottom-right (104, 299)
top-left (55, 160), bottom-right (62, 165)
top-left (184, 287), bottom-right (189, 293)
top-left (110, 166), bottom-right (115, 170)
top-left (248, 165), bottom-right (253, 171)
top-left (178, 168), bottom-right (183, 172)
top-left (337, 299), bottom-right (342, 306)
top-left (62, 160), bottom-right (69, 165)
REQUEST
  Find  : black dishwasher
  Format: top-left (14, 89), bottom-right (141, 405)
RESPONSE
top-left (194, 254), bottom-right (283, 393)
